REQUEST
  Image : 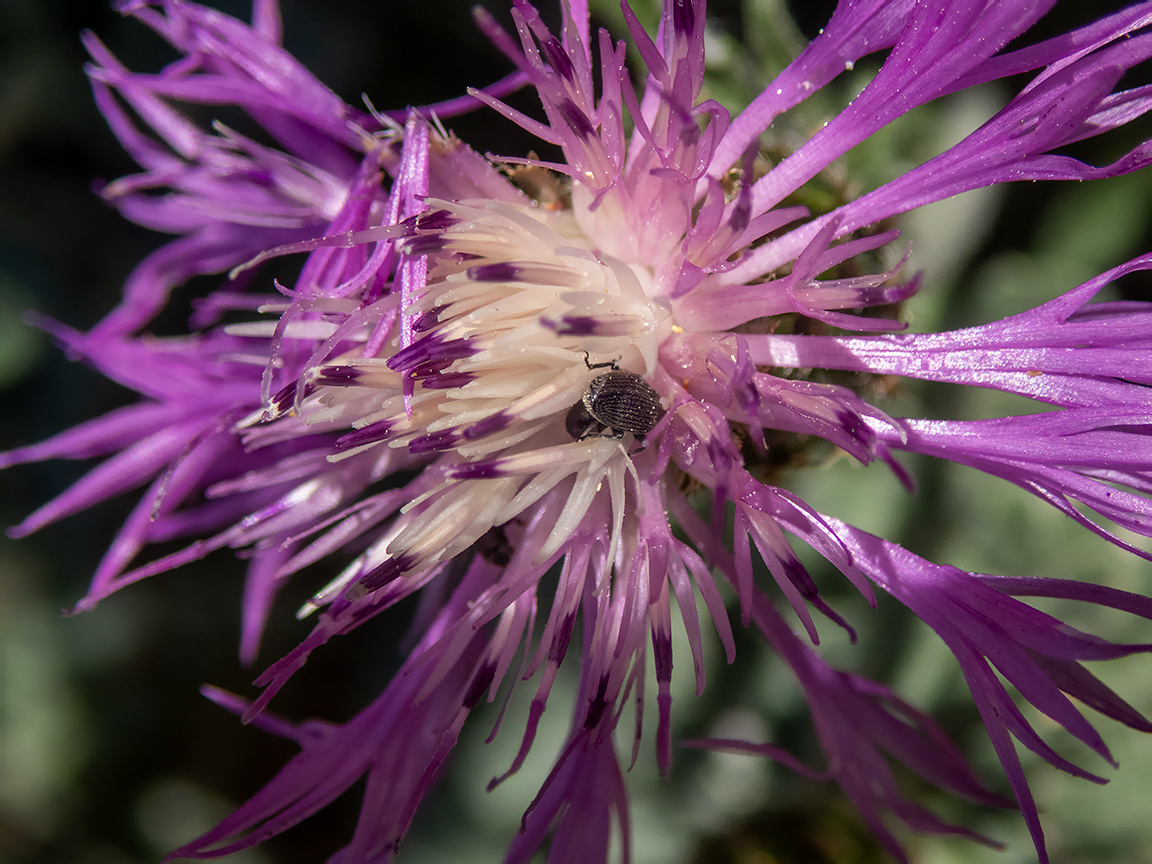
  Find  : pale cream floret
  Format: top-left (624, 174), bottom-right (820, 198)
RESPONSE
top-left (257, 198), bottom-right (674, 614)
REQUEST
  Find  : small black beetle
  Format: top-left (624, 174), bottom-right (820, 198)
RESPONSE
top-left (566, 355), bottom-right (665, 441)
top-left (476, 523), bottom-right (515, 566)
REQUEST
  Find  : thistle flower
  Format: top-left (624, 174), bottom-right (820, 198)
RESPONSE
top-left (5, 0), bottom-right (1152, 862)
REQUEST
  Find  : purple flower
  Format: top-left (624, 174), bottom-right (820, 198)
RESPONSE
top-left (5, 0), bottom-right (1152, 861)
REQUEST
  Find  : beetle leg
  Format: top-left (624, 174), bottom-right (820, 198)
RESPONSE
top-left (582, 350), bottom-right (620, 371)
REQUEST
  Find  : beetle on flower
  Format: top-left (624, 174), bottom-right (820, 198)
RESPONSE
top-left (567, 354), bottom-right (666, 442)
top-left (5, 0), bottom-right (1152, 861)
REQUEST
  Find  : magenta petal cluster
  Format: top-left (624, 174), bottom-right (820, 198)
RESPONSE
top-left (6, 0), bottom-right (1152, 861)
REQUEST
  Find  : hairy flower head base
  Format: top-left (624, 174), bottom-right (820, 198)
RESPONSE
top-left (5, 0), bottom-right (1152, 861)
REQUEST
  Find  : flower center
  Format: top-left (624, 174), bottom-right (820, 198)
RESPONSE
top-left (321, 199), bottom-right (671, 454)
top-left (260, 197), bottom-right (675, 607)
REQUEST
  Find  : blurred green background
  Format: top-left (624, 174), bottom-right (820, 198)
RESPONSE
top-left (1, 1), bottom-right (1150, 863)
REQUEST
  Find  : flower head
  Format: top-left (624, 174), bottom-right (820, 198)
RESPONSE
top-left (5, 0), bottom-right (1152, 861)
